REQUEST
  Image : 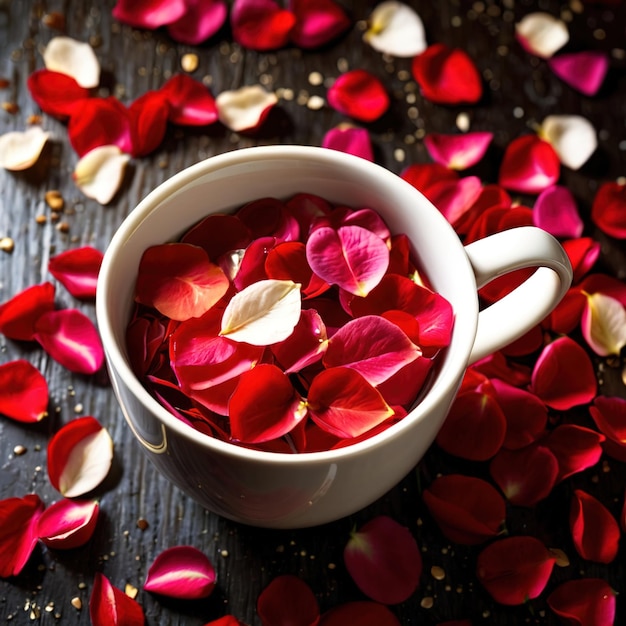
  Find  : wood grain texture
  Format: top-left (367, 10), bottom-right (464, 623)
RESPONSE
top-left (1, 0), bottom-right (625, 624)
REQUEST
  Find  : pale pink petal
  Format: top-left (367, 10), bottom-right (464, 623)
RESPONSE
top-left (581, 292), bottom-right (626, 356)
top-left (215, 85), bottom-right (278, 132)
top-left (0, 127), bottom-right (50, 171)
top-left (548, 50), bottom-right (609, 96)
top-left (515, 12), bottom-right (569, 58)
top-left (540, 114), bottom-right (597, 170)
top-left (73, 145), bottom-right (130, 205)
top-left (424, 132), bottom-right (493, 170)
top-left (533, 185), bottom-right (583, 238)
top-left (43, 36), bottom-right (100, 88)
top-left (322, 125), bottom-right (373, 161)
top-left (144, 545), bottom-right (216, 599)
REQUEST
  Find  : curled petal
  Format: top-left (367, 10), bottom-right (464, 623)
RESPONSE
top-left (344, 515), bottom-right (422, 604)
top-left (424, 132), bottom-right (493, 170)
top-left (548, 578), bottom-right (616, 626)
top-left (533, 185), bottom-right (583, 239)
top-left (289, 0), bottom-right (351, 49)
top-left (145, 545), bottom-right (216, 599)
top-left (90, 572), bottom-right (145, 626)
top-left (0, 360), bottom-right (48, 423)
top-left (73, 145), bottom-right (130, 205)
top-left (0, 127), bottom-right (50, 171)
top-left (322, 125), bottom-right (374, 161)
top-left (540, 115), bottom-right (597, 171)
top-left (581, 292), bottom-right (626, 356)
top-left (0, 282), bottom-right (55, 341)
top-left (476, 536), bottom-right (555, 605)
top-left (327, 69), bottom-right (390, 122)
top-left (167, 0), bottom-right (228, 45)
top-left (37, 499), bottom-right (99, 549)
top-left (33, 309), bottom-right (105, 374)
top-left (216, 85), bottom-right (278, 132)
top-left (257, 575), bottom-right (319, 626)
top-left (43, 36), bottom-right (100, 88)
top-left (570, 490), bottom-right (620, 563)
top-left (231, 0), bottom-right (296, 51)
top-left (47, 416), bottom-right (114, 498)
top-left (591, 181), bottom-right (626, 239)
top-left (159, 74), bottom-right (218, 126)
top-left (27, 69), bottom-right (90, 119)
top-left (515, 12), bottom-right (569, 58)
top-left (548, 50), bottom-right (610, 96)
top-left (364, 1), bottom-right (426, 58)
top-left (0, 494), bottom-right (44, 578)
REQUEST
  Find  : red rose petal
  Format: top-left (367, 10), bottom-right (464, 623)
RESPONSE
top-left (128, 89), bottom-right (170, 157)
top-left (563, 237), bottom-right (601, 283)
top-left (229, 364), bottom-right (306, 443)
top-left (590, 395), bottom-right (626, 461)
top-left (327, 69), bottom-right (390, 122)
top-left (144, 545), bottom-right (216, 599)
top-left (112, 0), bottom-right (186, 28)
top-left (237, 197), bottom-right (299, 241)
top-left (548, 50), bottom-right (609, 96)
top-left (48, 246), bottom-right (103, 300)
top-left (591, 181), bottom-right (626, 239)
top-left (0, 360), bottom-right (48, 423)
top-left (400, 161), bottom-right (459, 196)
top-left (498, 134), bottom-right (560, 194)
top-left (89, 572), bottom-right (145, 626)
top-left (530, 336), bottom-right (597, 410)
top-left (570, 489), bottom-right (620, 564)
top-left (33, 309), bottom-right (104, 375)
top-left (181, 213), bottom-right (251, 261)
top-left (426, 175), bottom-right (483, 227)
top-left (376, 356), bottom-right (433, 408)
top-left (423, 475), bottom-right (505, 545)
top-left (0, 282), bottom-right (56, 341)
top-left (27, 69), bottom-right (91, 119)
top-left (320, 601), bottom-right (400, 626)
top-left (36, 499), bottom-right (99, 550)
top-left (167, 0), bottom-right (228, 45)
top-left (472, 351), bottom-right (532, 388)
top-left (231, 0), bottom-right (296, 51)
top-left (159, 74), bottom-right (219, 126)
top-left (343, 515), bottom-right (422, 605)
top-left (548, 578), bottom-right (616, 626)
top-left (543, 424), bottom-right (605, 482)
top-left (476, 536), bottom-right (556, 605)
top-left (257, 575), bottom-right (320, 626)
top-left (289, 0), bottom-right (351, 49)
top-left (412, 43), bottom-right (483, 105)
top-left (0, 494), bottom-right (44, 578)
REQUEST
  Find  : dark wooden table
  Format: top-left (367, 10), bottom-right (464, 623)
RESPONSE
top-left (1, 0), bottom-right (625, 624)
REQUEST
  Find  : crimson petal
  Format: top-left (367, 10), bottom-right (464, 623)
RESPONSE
top-left (327, 69), bottom-right (390, 122)
top-left (590, 395), bottom-right (626, 461)
top-left (543, 424), bottom-right (605, 482)
top-left (0, 494), bottom-right (44, 578)
top-left (89, 572), bottom-right (145, 626)
top-left (548, 578), bottom-right (616, 626)
top-left (159, 74), bottom-right (219, 126)
top-left (231, 0), bottom-right (296, 51)
top-left (343, 515), bottom-right (421, 604)
top-left (257, 575), bottom-right (320, 626)
top-left (289, 0), bottom-right (351, 49)
top-left (0, 282), bottom-right (55, 341)
top-left (320, 601), bottom-right (400, 626)
top-left (0, 360), bottom-right (48, 423)
top-left (48, 246), bottom-right (103, 299)
top-left (591, 181), bottom-right (626, 239)
top-left (36, 499), bottom-right (99, 549)
top-left (27, 69), bottom-right (91, 119)
top-left (167, 0), bottom-right (228, 45)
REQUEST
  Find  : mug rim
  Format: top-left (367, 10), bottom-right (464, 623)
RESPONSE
top-left (96, 145), bottom-right (478, 465)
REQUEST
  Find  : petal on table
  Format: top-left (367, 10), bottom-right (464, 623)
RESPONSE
top-left (0, 282), bottom-right (55, 341)
top-left (539, 114), bottom-right (597, 170)
top-left (548, 50), bottom-right (609, 96)
top-left (589, 396), bottom-right (626, 460)
top-left (581, 292), bottom-right (626, 356)
top-left (159, 74), bottom-right (219, 126)
top-left (216, 84), bottom-right (278, 132)
top-left (0, 126), bottom-right (50, 171)
top-left (327, 69), bottom-right (390, 122)
top-left (167, 0), bottom-right (228, 45)
top-left (37, 499), bottom-right (99, 549)
top-left (543, 424), bottom-right (605, 482)
top-left (320, 601), bottom-right (400, 626)
top-left (112, 0), bottom-right (186, 28)
top-left (73, 145), bottom-right (130, 205)
top-left (533, 185), bottom-right (583, 239)
top-left (424, 131), bottom-right (493, 170)
top-left (0, 360), bottom-right (48, 423)
top-left (322, 125), bottom-right (374, 161)
top-left (89, 572), bottom-right (145, 626)
top-left (344, 515), bottom-right (422, 604)
top-left (43, 36), bottom-right (100, 88)
top-left (127, 90), bottom-right (170, 157)
top-left (27, 69), bottom-right (90, 119)
top-left (289, 0), bottom-right (351, 49)
top-left (591, 181), bottom-right (626, 239)
top-left (515, 12), bottom-right (569, 58)
top-left (230, 0), bottom-right (295, 50)
top-left (257, 575), bottom-right (320, 626)
top-left (547, 578), bottom-right (616, 626)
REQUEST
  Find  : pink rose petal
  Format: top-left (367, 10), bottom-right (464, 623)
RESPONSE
top-left (36, 499), bottom-right (99, 549)
top-left (167, 0), bottom-right (228, 45)
top-left (322, 125), bottom-right (374, 161)
top-left (424, 131), bottom-right (493, 170)
top-left (289, 0), bottom-right (351, 49)
top-left (548, 50), bottom-right (609, 96)
top-left (533, 185), bottom-right (583, 239)
top-left (48, 246), bottom-right (103, 300)
top-left (112, 0), bottom-right (186, 29)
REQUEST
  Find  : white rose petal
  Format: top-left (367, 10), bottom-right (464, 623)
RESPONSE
top-left (364, 1), bottom-right (427, 58)
top-left (43, 36), bottom-right (100, 88)
top-left (0, 127), bottom-right (50, 171)
top-left (73, 145), bottom-right (130, 205)
top-left (215, 85), bottom-right (278, 132)
top-left (540, 114), bottom-right (597, 170)
top-left (515, 12), bottom-right (569, 59)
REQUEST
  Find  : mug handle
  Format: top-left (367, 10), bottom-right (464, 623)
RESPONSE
top-left (464, 226), bottom-right (573, 364)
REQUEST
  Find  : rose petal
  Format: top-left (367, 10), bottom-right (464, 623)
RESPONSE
top-left (426, 175), bottom-right (483, 227)
top-left (215, 84), bottom-right (278, 132)
top-left (167, 0), bottom-right (228, 45)
top-left (33, 309), bottom-right (105, 374)
top-left (515, 12), bottom-right (569, 58)
top-left (289, 0), bottom-right (351, 49)
top-left (327, 69), bottom-right (390, 122)
top-left (27, 69), bottom-right (91, 119)
top-left (0, 360), bottom-right (48, 423)
top-left (112, 0), bottom-right (186, 29)
top-left (0, 282), bottom-right (55, 341)
top-left (47, 416), bottom-right (114, 498)
top-left (589, 396), bottom-right (626, 462)
top-left (533, 185), bottom-right (584, 238)
top-left (43, 36), bottom-right (100, 88)
top-left (591, 181), bottom-right (626, 239)
top-left (424, 132), bottom-right (493, 170)
top-left (72, 145), bottom-right (130, 205)
top-left (204, 618), bottom-right (247, 626)
top-left (476, 536), bottom-right (556, 605)
top-left (89, 572), bottom-right (145, 626)
top-left (144, 545), bottom-right (216, 599)
top-left (548, 50), bottom-right (610, 96)
top-left (540, 114), bottom-right (597, 170)
top-left (127, 90), bottom-right (170, 157)
top-left (36, 499), bottom-right (99, 549)
top-left (322, 125), bottom-right (374, 161)
top-left (344, 515), bottom-right (421, 604)
top-left (0, 494), bottom-right (44, 578)
top-left (159, 74), bottom-right (219, 126)
top-left (581, 292), bottom-right (626, 356)
top-left (230, 0), bottom-right (296, 50)
top-left (320, 601), bottom-right (400, 626)
top-left (543, 424), bottom-right (605, 482)
top-left (363, 1), bottom-right (427, 58)
top-left (412, 43), bottom-right (483, 105)
top-left (257, 575), bottom-right (319, 626)
top-left (0, 126), bottom-right (50, 171)
top-left (548, 578), bottom-right (616, 626)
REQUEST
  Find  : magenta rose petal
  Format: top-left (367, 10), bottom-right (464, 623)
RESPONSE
top-left (230, 0), bottom-right (295, 51)
top-left (144, 545), bottom-right (216, 599)
top-left (476, 536), bottom-right (556, 606)
top-left (47, 416), bottom-right (114, 498)
top-left (158, 74), bottom-right (219, 126)
top-left (0, 282), bottom-right (56, 341)
top-left (0, 494), bottom-right (44, 578)
top-left (289, 0), bottom-right (351, 49)
top-left (323, 315), bottom-right (421, 386)
top-left (327, 69), bottom-right (390, 122)
top-left (426, 175), bottom-right (483, 227)
top-left (204, 617), bottom-right (248, 626)
top-left (229, 364), bottom-right (306, 444)
top-left (33, 309), bottom-right (104, 374)
top-left (543, 424), bottom-right (605, 482)
top-left (423, 475), bottom-right (505, 545)
top-left (498, 134), bottom-right (560, 194)
top-left (37, 499), bottom-right (99, 550)
top-left (166, 0), bottom-right (228, 45)
top-left (424, 132), bottom-right (493, 170)
top-left (308, 367), bottom-right (394, 439)
top-left (548, 50), bottom-right (609, 96)
top-left (111, 0), bottom-right (186, 29)
top-left (530, 336), bottom-right (597, 410)
top-left (257, 575), bottom-right (319, 626)
top-left (322, 125), bottom-right (374, 161)
top-left (570, 489), bottom-right (620, 564)
top-left (306, 224), bottom-right (389, 297)
top-left (548, 578), bottom-right (616, 626)
top-left (0, 360), bottom-right (48, 423)
top-left (48, 246), bottom-right (103, 300)
top-left (343, 515), bottom-right (421, 605)
top-left (591, 181), bottom-right (626, 239)
top-left (320, 601), bottom-right (400, 626)
top-left (89, 572), bottom-right (145, 626)
top-left (533, 185), bottom-right (583, 239)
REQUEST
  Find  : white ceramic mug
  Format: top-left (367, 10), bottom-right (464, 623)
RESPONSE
top-left (96, 145), bottom-right (572, 528)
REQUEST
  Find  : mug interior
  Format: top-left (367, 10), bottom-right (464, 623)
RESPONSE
top-left (96, 145), bottom-right (479, 463)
